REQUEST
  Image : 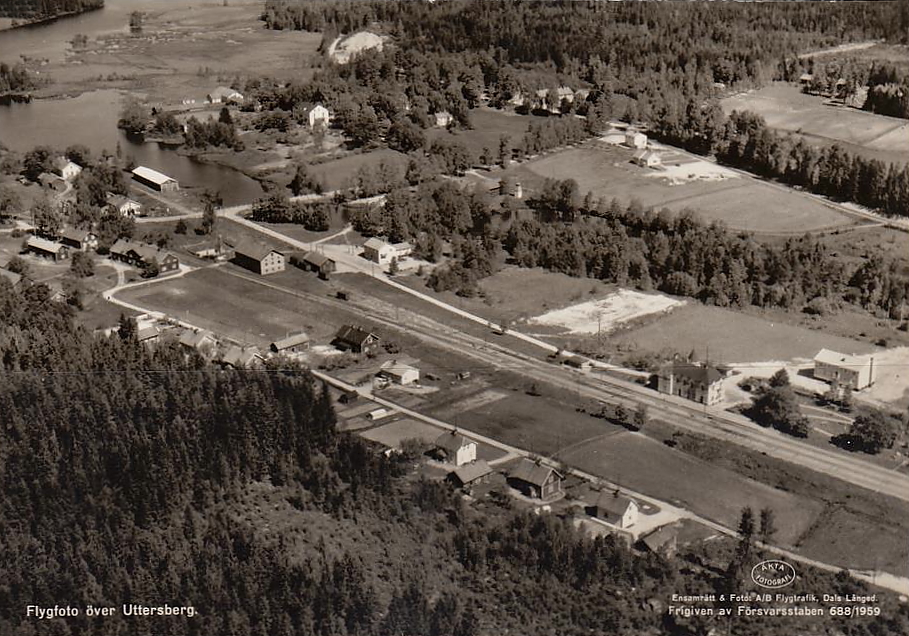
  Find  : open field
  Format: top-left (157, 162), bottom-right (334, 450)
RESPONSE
top-left (307, 149), bottom-right (409, 192)
top-left (558, 433), bottom-right (823, 546)
top-left (116, 266), bottom-right (356, 347)
top-left (28, 2), bottom-right (323, 104)
top-left (514, 145), bottom-right (855, 233)
top-left (426, 107), bottom-right (550, 160)
top-left (722, 82), bottom-right (909, 166)
top-left (610, 302), bottom-right (879, 364)
top-left (527, 289), bottom-right (684, 336)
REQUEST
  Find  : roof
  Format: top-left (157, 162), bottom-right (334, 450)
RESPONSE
top-left (641, 525), bottom-right (677, 552)
top-left (179, 329), bottom-right (213, 349)
top-left (53, 157), bottom-right (79, 172)
top-left (303, 251), bottom-right (334, 267)
top-left (223, 345), bottom-right (261, 367)
top-left (209, 86), bottom-right (243, 100)
top-left (509, 458), bottom-right (561, 488)
top-left (451, 460), bottom-right (493, 485)
top-left (38, 172), bottom-right (66, 186)
top-left (663, 361), bottom-right (723, 386)
top-left (109, 238), bottom-right (134, 255)
top-left (272, 332), bottom-right (310, 350)
top-left (380, 359), bottom-right (419, 378)
top-left (106, 192), bottom-right (140, 208)
top-left (60, 227), bottom-right (91, 242)
top-left (137, 326), bottom-right (159, 342)
top-left (27, 236), bottom-right (66, 253)
top-left (233, 239), bottom-right (283, 262)
top-left (594, 491), bottom-right (637, 517)
top-left (363, 237), bottom-right (389, 250)
top-left (132, 166), bottom-right (177, 186)
top-left (625, 130), bottom-right (646, 138)
top-left (814, 348), bottom-right (868, 368)
top-left (435, 430), bottom-right (473, 454)
top-left (299, 102), bottom-right (328, 115)
top-left (392, 241), bottom-right (413, 251)
top-left (0, 269), bottom-right (23, 286)
top-left (334, 325), bottom-right (377, 347)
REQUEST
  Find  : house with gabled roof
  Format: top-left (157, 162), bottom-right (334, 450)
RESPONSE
top-left (433, 430), bottom-right (477, 466)
top-left (378, 359), bottom-right (420, 386)
top-left (0, 268), bottom-right (24, 289)
top-left (639, 525), bottom-right (678, 558)
top-left (332, 325), bottom-right (379, 354)
top-left (207, 86), bottom-right (244, 104)
top-left (59, 227), bottom-right (98, 251)
top-left (588, 490), bottom-right (639, 529)
top-left (270, 332), bottom-right (310, 355)
top-left (297, 251), bottom-right (336, 279)
top-left (448, 459), bottom-right (494, 488)
top-left (813, 349), bottom-right (875, 391)
top-left (507, 458), bottom-right (564, 501)
top-left (53, 157), bottom-right (82, 181)
top-left (657, 361), bottom-right (725, 406)
top-left (26, 236), bottom-right (69, 261)
top-left (361, 238), bottom-right (413, 266)
top-left (221, 345), bottom-right (263, 369)
top-left (179, 328), bottom-right (216, 354)
top-left (106, 192), bottom-right (143, 217)
top-left (232, 240), bottom-right (285, 275)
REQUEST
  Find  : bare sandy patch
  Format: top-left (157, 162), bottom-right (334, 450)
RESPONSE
top-left (527, 289), bottom-right (684, 335)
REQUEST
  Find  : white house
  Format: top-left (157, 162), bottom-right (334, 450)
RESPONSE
top-left (814, 349), bottom-right (875, 390)
top-left (53, 157), bottom-right (82, 181)
top-left (590, 491), bottom-right (639, 529)
top-left (433, 111), bottom-right (454, 127)
top-left (106, 192), bottom-right (143, 217)
top-left (434, 430), bottom-right (477, 467)
top-left (207, 86), bottom-right (244, 104)
top-left (301, 103), bottom-right (331, 130)
top-left (361, 238), bottom-right (413, 265)
top-left (624, 131), bottom-right (647, 149)
top-left (632, 149), bottom-right (661, 168)
top-left (378, 360), bottom-right (420, 385)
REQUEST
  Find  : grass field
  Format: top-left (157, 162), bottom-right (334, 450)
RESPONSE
top-left (722, 82), bottom-right (909, 166)
top-left (116, 266), bottom-right (357, 347)
top-left (558, 433), bottom-right (823, 546)
top-left (308, 149), bottom-right (409, 191)
top-left (610, 303), bottom-right (878, 364)
top-left (426, 108), bottom-right (551, 159)
top-left (514, 145), bottom-right (855, 233)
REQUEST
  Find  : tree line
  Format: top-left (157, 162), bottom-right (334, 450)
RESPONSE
top-left (0, 0), bottom-right (102, 20)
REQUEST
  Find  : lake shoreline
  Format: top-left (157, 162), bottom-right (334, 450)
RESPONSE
top-left (0, 4), bottom-right (105, 33)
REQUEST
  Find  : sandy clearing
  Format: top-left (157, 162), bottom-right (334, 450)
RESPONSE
top-left (527, 289), bottom-right (685, 335)
top-left (864, 346), bottom-right (909, 404)
top-left (329, 31), bottom-right (386, 64)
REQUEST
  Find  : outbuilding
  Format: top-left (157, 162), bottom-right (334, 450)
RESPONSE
top-left (507, 458), bottom-right (563, 501)
top-left (132, 166), bottom-right (179, 192)
top-left (378, 359), bottom-right (420, 386)
top-left (232, 240), bottom-right (285, 275)
top-left (26, 236), bottom-right (69, 261)
top-left (270, 332), bottom-right (310, 355)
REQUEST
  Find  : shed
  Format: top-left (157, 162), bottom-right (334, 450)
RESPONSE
top-left (59, 227), bottom-right (98, 251)
top-left (378, 359), bottom-right (420, 385)
top-left (448, 460), bottom-right (494, 488)
top-left (26, 236), bottom-right (69, 261)
top-left (332, 325), bottom-right (379, 354)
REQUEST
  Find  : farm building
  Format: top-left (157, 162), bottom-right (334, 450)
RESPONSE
top-left (53, 157), bottom-right (82, 181)
top-left (232, 240), bottom-right (286, 275)
top-left (632, 149), bottom-right (662, 168)
top-left (207, 86), bottom-right (244, 104)
top-left (639, 525), bottom-right (678, 558)
top-left (433, 111), bottom-right (454, 127)
top-left (0, 268), bottom-right (24, 288)
top-left (496, 179), bottom-right (523, 199)
top-left (657, 361), bottom-right (724, 406)
top-left (109, 239), bottom-right (179, 273)
top-left (132, 166), bottom-right (179, 192)
top-left (221, 345), bottom-right (263, 369)
top-left (366, 408), bottom-right (390, 421)
top-left (270, 332), bottom-right (310, 355)
top-left (587, 491), bottom-right (639, 529)
top-left (362, 238), bottom-right (413, 265)
top-left (339, 390), bottom-right (359, 405)
top-left (38, 172), bottom-right (68, 192)
top-left (434, 430), bottom-right (477, 467)
top-left (332, 325), bottom-right (379, 354)
top-left (299, 103), bottom-right (330, 129)
top-left (106, 192), bottom-right (143, 217)
top-left (298, 251), bottom-right (336, 279)
top-left (813, 349), bottom-right (875, 391)
top-left (26, 236), bottom-right (69, 261)
top-left (507, 458), bottom-right (563, 501)
top-left (448, 460), bottom-right (494, 488)
top-left (624, 131), bottom-right (647, 149)
top-left (378, 360), bottom-right (420, 385)
top-left (59, 227), bottom-right (98, 251)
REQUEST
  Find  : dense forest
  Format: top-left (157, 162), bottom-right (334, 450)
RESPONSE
top-left (0, 0), bottom-right (102, 21)
top-left (3, 280), bottom-right (908, 636)
top-left (0, 62), bottom-right (37, 94)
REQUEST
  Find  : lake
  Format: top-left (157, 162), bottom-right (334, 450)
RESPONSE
top-left (0, 1), bottom-right (264, 206)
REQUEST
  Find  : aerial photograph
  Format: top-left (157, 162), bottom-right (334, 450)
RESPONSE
top-left (1, 0), bottom-right (909, 634)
